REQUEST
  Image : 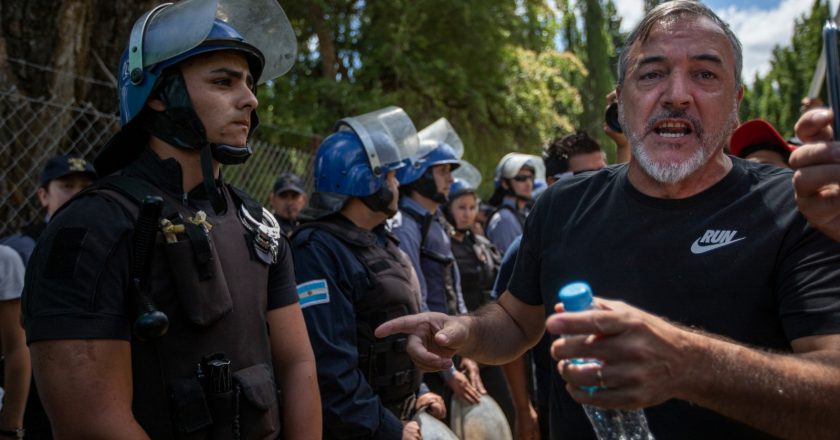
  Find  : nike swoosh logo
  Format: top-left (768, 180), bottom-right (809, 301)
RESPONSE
top-left (690, 237), bottom-right (745, 254)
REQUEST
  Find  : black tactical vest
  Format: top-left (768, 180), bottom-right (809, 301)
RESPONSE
top-left (89, 176), bottom-right (282, 439)
top-left (451, 231), bottom-right (501, 312)
top-left (400, 208), bottom-right (459, 315)
top-left (294, 217), bottom-right (423, 407)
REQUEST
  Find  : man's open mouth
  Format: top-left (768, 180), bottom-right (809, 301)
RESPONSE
top-left (654, 120), bottom-right (693, 138)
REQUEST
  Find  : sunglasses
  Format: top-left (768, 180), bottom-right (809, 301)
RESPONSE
top-left (512, 175), bottom-right (534, 182)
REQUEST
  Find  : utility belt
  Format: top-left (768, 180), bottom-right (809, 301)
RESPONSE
top-left (384, 393), bottom-right (417, 422)
top-left (168, 353), bottom-right (280, 439)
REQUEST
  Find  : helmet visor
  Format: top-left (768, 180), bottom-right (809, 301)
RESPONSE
top-left (131, 0), bottom-right (218, 70)
top-left (335, 106), bottom-right (420, 175)
top-left (500, 153), bottom-right (546, 181)
top-left (217, 0), bottom-right (297, 83)
top-left (130, 0), bottom-right (296, 83)
top-left (452, 161), bottom-right (482, 190)
top-left (416, 118), bottom-right (464, 160)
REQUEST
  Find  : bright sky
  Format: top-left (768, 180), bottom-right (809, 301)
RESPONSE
top-left (613, 0), bottom-right (840, 81)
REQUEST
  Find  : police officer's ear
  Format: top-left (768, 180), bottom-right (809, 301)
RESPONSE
top-left (500, 179), bottom-right (510, 191)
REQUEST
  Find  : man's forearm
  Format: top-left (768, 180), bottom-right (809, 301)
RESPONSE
top-left (459, 295), bottom-right (544, 365)
top-left (276, 360), bottom-right (322, 439)
top-left (0, 347), bottom-right (30, 428)
top-left (678, 332), bottom-right (840, 439)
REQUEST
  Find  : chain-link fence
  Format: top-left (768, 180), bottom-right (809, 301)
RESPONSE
top-left (0, 87), bottom-right (314, 238)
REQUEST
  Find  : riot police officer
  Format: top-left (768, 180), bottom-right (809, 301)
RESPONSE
top-left (21, 1), bottom-right (321, 438)
top-left (291, 107), bottom-right (446, 439)
top-left (485, 153), bottom-right (544, 252)
top-left (390, 118), bottom-right (483, 414)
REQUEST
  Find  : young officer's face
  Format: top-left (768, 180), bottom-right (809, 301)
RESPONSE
top-left (450, 193), bottom-right (478, 230)
top-left (431, 164), bottom-right (454, 197)
top-left (180, 51), bottom-right (258, 148)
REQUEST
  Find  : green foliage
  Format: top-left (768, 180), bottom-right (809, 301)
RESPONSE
top-left (741, 0), bottom-right (830, 138)
top-left (259, 0), bottom-right (587, 198)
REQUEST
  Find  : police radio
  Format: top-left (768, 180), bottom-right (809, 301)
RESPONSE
top-left (131, 195), bottom-right (170, 340)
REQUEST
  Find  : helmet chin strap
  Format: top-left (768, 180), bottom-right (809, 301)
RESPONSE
top-left (361, 184), bottom-right (397, 217)
top-left (145, 71), bottom-right (258, 214)
top-left (415, 170), bottom-right (448, 205)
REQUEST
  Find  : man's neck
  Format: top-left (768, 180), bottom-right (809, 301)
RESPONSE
top-left (627, 151), bottom-right (733, 199)
top-left (410, 192), bottom-right (439, 214)
top-left (148, 136), bottom-right (219, 193)
top-left (340, 198), bottom-right (386, 231)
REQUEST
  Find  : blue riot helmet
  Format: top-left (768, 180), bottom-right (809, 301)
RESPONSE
top-left (397, 118), bottom-right (464, 204)
top-left (448, 161), bottom-right (482, 201)
top-left (444, 161), bottom-right (482, 229)
top-left (311, 106), bottom-right (420, 217)
top-left (94, 0), bottom-right (296, 212)
top-left (488, 152), bottom-right (545, 206)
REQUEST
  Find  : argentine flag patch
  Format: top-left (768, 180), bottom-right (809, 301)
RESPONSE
top-left (297, 279), bottom-right (330, 309)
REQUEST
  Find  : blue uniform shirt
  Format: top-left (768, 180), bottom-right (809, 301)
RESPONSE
top-left (391, 197), bottom-right (466, 314)
top-left (486, 198), bottom-right (525, 252)
top-left (292, 218), bottom-right (404, 440)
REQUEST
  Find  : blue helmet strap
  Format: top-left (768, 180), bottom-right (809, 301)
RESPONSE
top-left (413, 168), bottom-right (448, 205)
top-left (361, 184), bottom-right (397, 217)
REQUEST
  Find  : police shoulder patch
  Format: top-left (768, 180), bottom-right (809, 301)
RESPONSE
top-left (297, 279), bottom-right (330, 309)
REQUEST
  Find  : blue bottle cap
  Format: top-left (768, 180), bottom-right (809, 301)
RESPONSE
top-left (558, 282), bottom-right (593, 312)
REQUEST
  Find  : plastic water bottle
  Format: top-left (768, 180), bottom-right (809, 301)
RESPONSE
top-left (558, 282), bottom-right (655, 440)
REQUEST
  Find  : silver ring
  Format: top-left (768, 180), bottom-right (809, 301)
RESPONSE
top-left (596, 367), bottom-right (606, 389)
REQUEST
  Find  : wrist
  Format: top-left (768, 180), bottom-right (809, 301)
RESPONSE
top-left (672, 326), bottom-right (728, 402)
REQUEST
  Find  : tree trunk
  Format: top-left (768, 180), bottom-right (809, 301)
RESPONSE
top-left (0, 0), bottom-right (156, 236)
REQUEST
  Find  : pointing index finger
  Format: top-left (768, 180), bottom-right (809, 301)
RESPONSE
top-left (374, 315), bottom-right (422, 338)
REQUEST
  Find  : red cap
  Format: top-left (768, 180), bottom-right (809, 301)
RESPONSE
top-left (730, 119), bottom-right (795, 158)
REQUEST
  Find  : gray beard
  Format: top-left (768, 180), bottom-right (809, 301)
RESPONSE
top-left (620, 101), bottom-right (738, 185)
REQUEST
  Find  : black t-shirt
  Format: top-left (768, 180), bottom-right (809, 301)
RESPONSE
top-left (23, 151), bottom-right (298, 343)
top-left (508, 158), bottom-right (840, 439)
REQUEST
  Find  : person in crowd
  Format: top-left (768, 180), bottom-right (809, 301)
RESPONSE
top-left (376, 1), bottom-right (840, 438)
top-left (485, 153), bottom-right (543, 253)
top-left (444, 163), bottom-right (515, 428)
top-left (0, 153), bottom-right (96, 438)
top-left (791, 108), bottom-right (840, 243)
top-left (268, 172), bottom-right (307, 236)
top-left (291, 107), bottom-right (444, 440)
top-left (391, 119), bottom-right (484, 415)
top-left (1, 153), bottom-right (96, 265)
top-left (0, 245), bottom-right (27, 440)
top-left (21, 2), bottom-right (321, 438)
top-left (498, 130), bottom-right (608, 440)
top-left (729, 119), bottom-right (796, 168)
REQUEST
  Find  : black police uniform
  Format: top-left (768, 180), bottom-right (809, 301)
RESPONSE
top-left (450, 230), bottom-right (500, 311)
top-left (450, 230), bottom-right (516, 426)
top-left (22, 150), bottom-right (298, 439)
top-left (291, 214), bottom-right (422, 439)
